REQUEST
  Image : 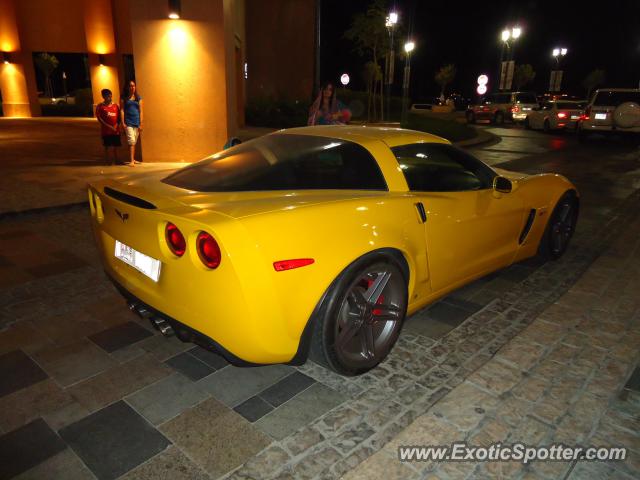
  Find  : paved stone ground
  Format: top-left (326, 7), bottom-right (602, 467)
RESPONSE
top-left (0, 118), bottom-right (271, 216)
top-left (343, 191), bottom-right (640, 480)
top-left (0, 122), bottom-right (639, 479)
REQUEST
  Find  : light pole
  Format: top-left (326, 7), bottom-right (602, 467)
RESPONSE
top-left (384, 11), bottom-right (398, 122)
top-left (551, 47), bottom-right (567, 92)
top-left (498, 26), bottom-right (522, 90)
top-left (401, 40), bottom-right (415, 124)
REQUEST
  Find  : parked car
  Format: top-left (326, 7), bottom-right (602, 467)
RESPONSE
top-left (38, 91), bottom-right (76, 106)
top-left (466, 91), bottom-right (539, 124)
top-left (525, 100), bottom-right (586, 132)
top-left (578, 88), bottom-right (640, 141)
top-left (88, 126), bottom-right (579, 375)
top-left (446, 94), bottom-right (471, 111)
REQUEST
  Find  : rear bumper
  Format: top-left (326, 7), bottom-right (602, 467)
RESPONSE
top-left (108, 273), bottom-right (264, 366)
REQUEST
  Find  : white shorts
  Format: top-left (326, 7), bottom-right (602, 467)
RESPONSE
top-left (125, 126), bottom-right (139, 146)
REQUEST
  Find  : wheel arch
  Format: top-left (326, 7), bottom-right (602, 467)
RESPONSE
top-left (288, 246), bottom-right (412, 365)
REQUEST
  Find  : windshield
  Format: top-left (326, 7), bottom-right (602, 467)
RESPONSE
top-left (163, 134), bottom-right (388, 192)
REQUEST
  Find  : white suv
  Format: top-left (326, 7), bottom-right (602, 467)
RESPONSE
top-left (578, 88), bottom-right (640, 140)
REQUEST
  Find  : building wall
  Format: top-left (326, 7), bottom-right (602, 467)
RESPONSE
top-left (245, 0), bottom-right (316, 102)
top-left (128, 0), bottom-right (233, 162)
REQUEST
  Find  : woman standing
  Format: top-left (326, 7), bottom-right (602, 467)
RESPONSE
top-left (121, 79), bottom-right (143, 166)
top-left (308, 81), bottom-right (351, 126)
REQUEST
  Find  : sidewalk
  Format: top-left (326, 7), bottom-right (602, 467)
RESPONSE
top-left (343, 193), bottom-right (640, 479)
top-left (0, 118), bottom-right (496, 217)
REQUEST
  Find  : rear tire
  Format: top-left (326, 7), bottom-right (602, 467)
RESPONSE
top-left (543, 119), bottom-right (551, 133)
top-left (524, 117), bottom-right (531, 129)
top-left (466, 112), bottom-right (476, 124)
top-left (309, 254), bottom-right (408, 376)
top-left (494, 111), bottom-right (504, 125)
top-left (537, 191), bottom-right (579, 261)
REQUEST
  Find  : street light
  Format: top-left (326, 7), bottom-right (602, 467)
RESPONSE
top-left (401, 40), bottom-right (415, 124)
top-left (552, 47), bottom-right (567, 65)
top-left (498, 25), bottom-right (523, 90)
top-left (384, 11), bottom-right (399, 122)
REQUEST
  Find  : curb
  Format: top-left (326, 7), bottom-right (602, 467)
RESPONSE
top-left (455, 128), bottom-right (500, 148)
top-left (0, 201), bottom-right (88, 222)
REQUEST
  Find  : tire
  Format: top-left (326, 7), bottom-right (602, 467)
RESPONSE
top-left (537, 191), bottom-right (579, 261)
top-left (466, 112), bottom-right (476, 124)
top-left (494, 111), bottom-right (504, 125)
top-left (543, 119), bottom-right (550, 133)
top-left (309, 253), bottom-right (408, 376)
top-left (524, 117), bottom-right (530, 129)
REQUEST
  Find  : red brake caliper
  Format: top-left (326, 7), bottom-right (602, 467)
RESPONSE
top-left (364, 277), bottom-right (385, 316)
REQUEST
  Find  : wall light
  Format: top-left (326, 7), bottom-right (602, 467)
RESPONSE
top-left (168, 0), bottom-right (181, 19)
top-left (2, 52), bottom-right (10, 64)
top-left (98, 54), bottom-right (105, 66)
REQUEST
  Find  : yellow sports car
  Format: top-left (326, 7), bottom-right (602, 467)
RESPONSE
top-left (88, 126), bottom-right (578, 375)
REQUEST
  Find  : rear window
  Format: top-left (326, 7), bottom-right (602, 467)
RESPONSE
top-left (515, 93), bottom-right (537, 104)
top-left (162, 134), bottom-right (388, 192)
top-left (482, 94), bottom-right (510, 104)
top-left (556, 102), bottom-right (582, 109)
top-left (593, 91), bottom-right (640, 106)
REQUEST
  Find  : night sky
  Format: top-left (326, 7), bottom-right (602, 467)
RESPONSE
top-left (320, 0), bottom-right (640, 101)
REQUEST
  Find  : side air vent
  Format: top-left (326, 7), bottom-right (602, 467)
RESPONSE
top-left (104, 187), bottom-right (157, 210)
top-left (519, 209), bottom-right (536, 244)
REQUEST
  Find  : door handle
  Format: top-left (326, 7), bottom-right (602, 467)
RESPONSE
top-left (415, 202), bottom-right (427, 223)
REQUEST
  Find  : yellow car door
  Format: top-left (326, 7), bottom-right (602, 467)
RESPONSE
top-left (391, 143), bottom-right (524, 292)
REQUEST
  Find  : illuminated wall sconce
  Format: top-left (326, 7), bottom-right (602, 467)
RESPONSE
top-left (168, 0), bottom-right (181, 19)
top-left (98, 54), bottom-right (105, 66)
top-left (2, 52), bottom-right (10, 64)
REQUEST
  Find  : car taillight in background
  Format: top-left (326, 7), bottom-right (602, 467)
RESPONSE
top-left (580, 106), bottom-right (592, 120)
top-left (165, 222), bottom-right (186, 257)
top-left (511, 106), bottom-right (520, 113)
top-left (196, 232), bottom-right (221, 269)
top-left (557, 112), bottom-right (568, 119)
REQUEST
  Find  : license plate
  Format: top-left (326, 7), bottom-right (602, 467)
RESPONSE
top-left (595, 113), bottom-right (607, 120)
top-left (571, 115), bottom-right (579, 120)
top-left (114, 240), bottom-right (161, 282)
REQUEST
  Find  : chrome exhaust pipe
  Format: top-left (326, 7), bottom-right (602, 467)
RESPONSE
top-left (151, 316), bottom-right (174, 337)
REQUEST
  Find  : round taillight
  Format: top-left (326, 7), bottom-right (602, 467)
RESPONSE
top-left (165, 223), bottom-right (186, 257)
top-left (196, 231), bottom-right (221, 269)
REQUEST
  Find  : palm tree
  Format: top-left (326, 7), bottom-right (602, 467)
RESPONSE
top-left (34, 53), bottom-right (59, 98)
top-left (434, 64), bottom-right (456, 99)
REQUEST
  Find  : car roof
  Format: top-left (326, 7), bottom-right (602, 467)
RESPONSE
top-left (595, 88), bottom-right (640, 93)
top-left (277, 125), bottom-right (450, 148)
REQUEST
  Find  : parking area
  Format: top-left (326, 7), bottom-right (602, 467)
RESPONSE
top-left (0, 121), bottom-right (639, 479)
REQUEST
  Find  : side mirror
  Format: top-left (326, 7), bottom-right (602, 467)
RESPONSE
top-left (493, 176), bottom-right (513, 193)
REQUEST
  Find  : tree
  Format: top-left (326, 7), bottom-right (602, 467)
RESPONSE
top-left (34, 52), bottom-right (59, 98)
top-left (582, 69), bottom-right (606, 100)
top-left (513, 64), bottom-right (536, 90)
top-left (434, 64), bottom-right (456, 98)
top-left (345, 0), bottom-right (398, 121)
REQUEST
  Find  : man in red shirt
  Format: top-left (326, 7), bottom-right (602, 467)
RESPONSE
top-left (95, 88), bottom-right (122, 165)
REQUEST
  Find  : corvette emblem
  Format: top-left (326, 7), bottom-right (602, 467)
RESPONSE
top-left (115, 209), bottom-right (129, 222)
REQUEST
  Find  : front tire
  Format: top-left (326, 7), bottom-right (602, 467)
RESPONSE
top-left (537, 191), bottom-right (579, 260)
top-left (310, 255), bottom-right (408, 376)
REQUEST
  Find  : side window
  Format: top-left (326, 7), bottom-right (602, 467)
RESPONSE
top-left (542, 103), bottom-right (553, 111)
top-left (392, 143), bottom-right (495, 192)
